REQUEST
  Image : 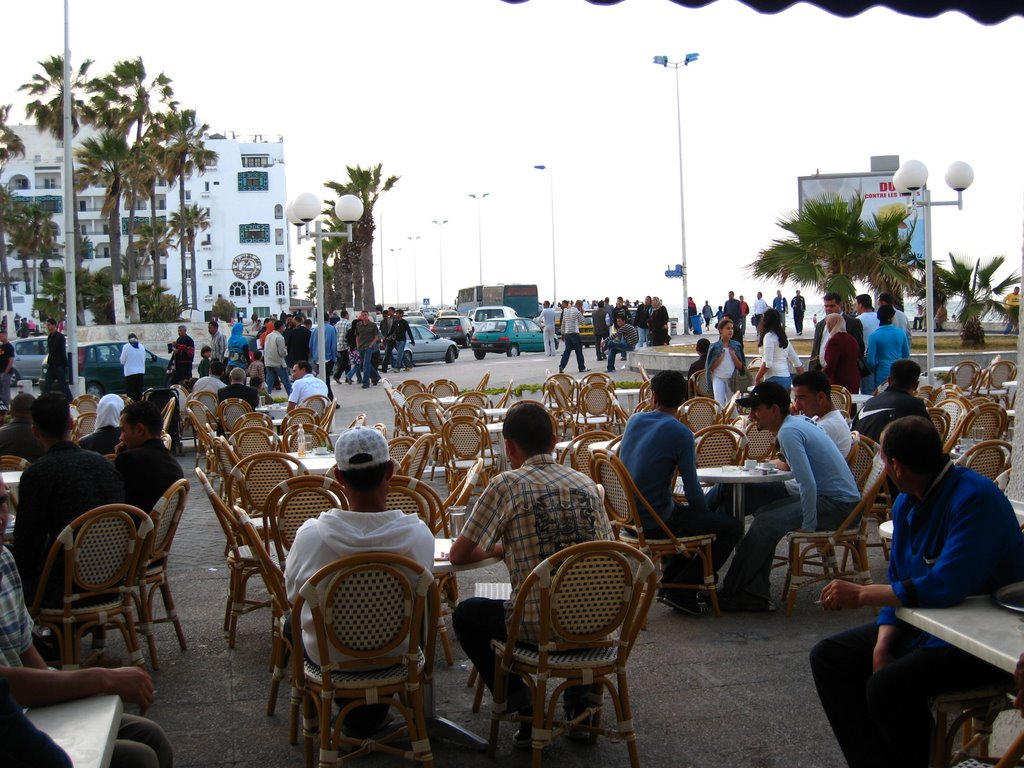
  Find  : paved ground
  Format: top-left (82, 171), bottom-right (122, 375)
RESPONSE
top-left (79, 350), bottom-right (1001, 767)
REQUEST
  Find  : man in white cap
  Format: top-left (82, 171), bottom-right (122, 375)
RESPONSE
top-left (284, 427), bottom-right (434, 739)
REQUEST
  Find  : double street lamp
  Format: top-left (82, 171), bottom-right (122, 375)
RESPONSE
top-left (892, 159), bottom-right (974, 385)
top-left (653, 52), bottom-right (699, 335)
top-left (468, 193), bottom-right (489, 284)
top-left (286, 192), bottom-right (364, 388)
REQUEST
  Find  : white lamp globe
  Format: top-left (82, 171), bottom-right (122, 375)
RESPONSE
top-left (284, 200), bottom-right (299, 226)
top-left (896, 159), bottom-right (929, 191)
top-left (290, 192), bottom-right (321, 223)
top-left (945, 161), bottom-right (974, 192)
top-left (334, 194), bottom-right (364, 223)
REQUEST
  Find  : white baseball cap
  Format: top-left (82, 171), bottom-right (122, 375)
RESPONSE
top-left (334, 427), bottom-right (390, 471)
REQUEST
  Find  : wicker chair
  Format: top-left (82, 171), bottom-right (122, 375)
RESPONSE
top-left (293, 553), bottom-right (438, 767)
top-left (298, 394), bottom-right (329, 420)
top-left (679, 397), bottom-right (722, 433)
top-left (430, 379), bottom-right (459, 399)
top-left (958, 402), bottom-right (1009, 443)
top-left (190, 390), bottom-right (220, 414)
top-left (829, 385), bottom-right (853, 418)
top-left (395, 379), bottom-right (427, 397)
top-left (542, 379), bottom-right (575, 439)
top-left (978, 360), bottom-right (1017, 404)
top-left (926, 407), bottom-right (953, 446)
top-left (280, 407), bottom-right (319, 436)
top-left (264, 475), bottom-right (345, 562)
top-left (235, 509), bottom-right (300, 743)
top-left (386, 474), bottom-right (445, 533)
top-left (387, 435), bottom-right (416, 466)
top-left (556, 430), bottom-right (617, 481)
top-left (693, 424), bottom-right (746, 469)
top-left (487, 540), bottom-right (656, 768)
top-left (687, 371), bottom-right (715, 400)
top-left (232, 411), bottom-right (275, 432)
top-left (30, 504), bottom-right (153, 670)
top-left (398, 433), bottom-right (437, 480)
top-left (71, 411), bottom-right (97, 442)
top-left (134, 478), bottom-right (190, 669)
top-left (71, 394), bottom-right (99, 413)
top-left (580, 371), bottom-right (613, 390)
top-left (195, 467), bottom-right (271, 648)
top-left (440, 417), bottom-right (496, 494)
top-left (592, 449), bottom-right (720, 616)
top-left (780, 452), bottom-right (886, 616)
top-left (281, 424), bottom-right (332, 454)
top-left (938, 397), bottom-right (974, 453)
top-left (1, 455), bottom-right (29, 511)
top-left (949, 360), bottom-right (983, 393)
top-left (573, 382), bottom-right (618, 436)
top-left (319, 399), bottom-right (337, 432)
top-left (454, 391), bottom-right (490, 410)
top-left (227, 451), bottom-right (307, 523)
top-left (492, 378), bottom-right (516, 409)
top-left (217, 397), bottom-right (254, 436)
top-left (230, 426), bottom-right (279, 457)
top-left (186, 399), bottom-right (217, 460)
top-left (741, 418), bottom-right (778, 463)
top-left (955, 440), bottom-right (1012, 482)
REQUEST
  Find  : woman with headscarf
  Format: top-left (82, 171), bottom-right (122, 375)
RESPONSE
top-left (822, 313), bottom-right (861, 393)
top-left (79, 394), bottom-right (124, 455)
top-left (649, 297), bottom-right (670, 346)
top-left (226, 322), bottom-right (251, 371)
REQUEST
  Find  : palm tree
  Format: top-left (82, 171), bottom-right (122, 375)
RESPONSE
top-left (0, 104), bottom-right (26, 312)
top-left (169, 204), bottom-right (209, 297)
top-left (935, 253), bottom-right (1020, 346)
top-left (749, 194), bottom-right (920, 307)
top-left (20, 54), bottom-right (95, 292)
top-left (89, 57), bottom-right (176, 321)
top-left (75, 130), bottom-right (131, 287)
top-left (135, 218), bottom-right (172, 286)
top-left (325, 164), bottom-right (399, 310)
top-left (8, 201), bottom-right (58, 300)
top-left (159, 108), bottom-right (216, 309)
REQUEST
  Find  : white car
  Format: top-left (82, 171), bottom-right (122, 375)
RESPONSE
top-left (469, 305), bottom-right (519, 325)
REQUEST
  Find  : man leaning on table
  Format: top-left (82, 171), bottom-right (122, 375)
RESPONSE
top-left (286, 360), bottom-right (328, 411)
top-left (0, 478), bottom-right (172, 768)
top-left (451, 401), bottom-right (613, 748)
top-left (810, 415), bottom-right (1024, 768)
top-left (284, 427), bottom-right (434, 740)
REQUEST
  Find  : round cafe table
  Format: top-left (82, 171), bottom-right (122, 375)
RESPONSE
top-left (695, 466), bottom-right (794, 522)
top-left (286, 451), bottom-right (336, 475)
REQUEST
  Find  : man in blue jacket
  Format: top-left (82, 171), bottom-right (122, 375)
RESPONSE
top-left (810, 415), bottom-right (1024, 768)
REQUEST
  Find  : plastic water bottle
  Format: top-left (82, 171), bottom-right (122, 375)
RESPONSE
top-left (296, 424), bottom-right (306, 456)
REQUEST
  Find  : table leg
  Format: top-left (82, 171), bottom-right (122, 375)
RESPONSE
top-left (734, 484), bottom-right (745, 523)
top-left (424, 677), bottom-right (488, 750)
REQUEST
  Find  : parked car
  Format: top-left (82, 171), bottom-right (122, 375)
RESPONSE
top-left (471, 318), bottom-right (545, 358)
top-left (10, 336), bottom-right (48, 385)
top-left (40, 340), bottom-right (171, 396)
top-left (382, 324), bottom-right (459, 368)
top-left (470, 305), bottom-right (519, 325)
top-left (404, 312), bottom-right (429, 326)
top-left (430, 316), bottom-right (473, 348)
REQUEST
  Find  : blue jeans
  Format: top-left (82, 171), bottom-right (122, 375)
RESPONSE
top-left (393, 341), bottom-right (409, 369)
top-left (265, 365), bottom-right (292, 395)
top-left (766, 375), bottom-right (791, 389)
top-left (360, 347), bottom-right (379, 387)
top-left (637, 328), bottom-right (647, 348)
top-left (605, 338), bottom-right (635, 371)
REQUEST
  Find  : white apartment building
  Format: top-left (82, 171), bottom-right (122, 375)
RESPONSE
top-left (1, 126), bottom-right (293, 323)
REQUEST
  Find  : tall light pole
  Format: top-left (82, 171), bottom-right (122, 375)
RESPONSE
top-left (654, 52), bottom-right (699, 335)
top-left (893, 159), bottom-right (974, 386)
top-left (286, 192), bottom-right (364, 388)
top-left (389, 248), bottom-right (402, 304)
top-left (533, 166), bottom-right (557, 304)
top-left (432, 219), bottom-right (448, 307)
top-left (406, 235), bottom-right (421, 308)
top-left (62, 0), bottom-right (80, 394)
top-left (468, 193), bottom-right (489, 284)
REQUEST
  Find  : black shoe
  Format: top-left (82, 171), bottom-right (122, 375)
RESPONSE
top-left (718, 593), bottom-right (776, 613)
top-left (512, 723), bottom-right (533, 750)
top-left (579, 368), bottom-right (590, 373)
top-left (657, 590), bottom-right (710, 616)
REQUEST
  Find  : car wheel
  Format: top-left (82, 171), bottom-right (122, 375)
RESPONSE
top-left (507, 344), bottom-right (520, 357)
top-left (403, 351), bottom-right (414, 369)
top-left (86, 381), bottom-right (105, 396)
top-left (473, 350), bottom-right (486, 360)
top-left (8, 369), bottom-right (19, 390)
top-left (445, 346), bottom-right (456, 364)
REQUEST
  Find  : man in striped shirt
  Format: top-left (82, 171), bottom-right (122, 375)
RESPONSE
top-left (557, 300), bottom-right (588, 374)
top-left (605, 315), bottom-right (638, 372)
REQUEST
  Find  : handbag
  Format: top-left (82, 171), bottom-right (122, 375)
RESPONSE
top-left (730, 367), bottom-right (754, 393)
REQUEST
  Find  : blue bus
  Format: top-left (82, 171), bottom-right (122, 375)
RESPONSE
top-left (456, 284), bottom-right (539, 319)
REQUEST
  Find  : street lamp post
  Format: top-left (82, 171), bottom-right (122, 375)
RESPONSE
top-left (406, 235), bottom-right (421, 308)
top-left (389, 248), bottom-right (402, 304)
top-left (893, 159), bottom-right (974, 386)
top-left (286, 192), bottom-right (364, 389)
top-left (653, 52), bottom-right (699, 335)
top-left (432, 219), bottom-right (448, 307)
top-left (533, 166), bottom-right (557, 304)
top-left (468, 193), bottom-right (489, 284)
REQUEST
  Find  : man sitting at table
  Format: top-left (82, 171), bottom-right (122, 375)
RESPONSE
top-left (810, 415), bottom-right (1024, 768)
top-left (718, 382), bottom-right (860, 612)
top-left (284, 427), bottom-right (434, 740)
top-left (0, 480), bottom-right (173, 768)
top-left (791, 370), bottom-right (852, 459)
top-left (114, 400), bottom-right (184, 515)
top-left (286, 360), bottom-right (328, 411)
top-left (0, 392), bottom-right (43, 462)
top-left (190, 360), bottom-right (227, 394)
top-left (618, 369), bottom-right (743, 615)
top-left (217, 366), bottom-right (260, 409)
top-left (13, 394), bottom-right (125, 608)
top-left (852, 358), bottom-right (929, 443)
top-left (451, 401), bottom-right (613, 747)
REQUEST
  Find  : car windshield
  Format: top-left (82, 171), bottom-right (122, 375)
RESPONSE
top-left (476, 320), bottom-right (506, 333)
top-left (435, 318), bottom-right (460, 328)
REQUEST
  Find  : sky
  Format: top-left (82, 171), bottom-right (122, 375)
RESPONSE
top-left (3, 0), bottom-right (1023, 311)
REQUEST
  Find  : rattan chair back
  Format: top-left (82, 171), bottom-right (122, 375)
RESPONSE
top-left (949, 360), bottom-right (982, 392)
top-left (232, 411), bottom-right (274, 432)
top-left (229, 451), bottom-right (307, 519)
top-left (829, 385), bottom-right (853, 417)
top-left (191, 390), bottom-right (220, 414)
top-left (279, 407), bottom-right (318, 435)
top-left (387, 435), bottom-right (416, 465)
top-left (430, 379), bottom-right (459, 399)
top-left (217, 398), bottom-right (253, 435)
top-left (693, 424), bottom-right (746, 468)
top-left (281, 424), bottom-right (331, 453)
top-left (265, 475), bottom-right (345, 558)
top-left (387, 474), bottom-right (444, 533)
top-left (959, 402), bottom-right (1009, 442)
top-left (679, 397), bottom-right (721, 432)
top-left (955, 439), bottom-right (1012, 482)
top-left (740, 419), bottom-right (778, 462)
top-left (230, 426), bottom-right (279, 457)
top-left (556, 430), bottom-right (617, 480)
top-left (398, 433), bottom-right (437, 480)
top-left (72, 411), bottom-right (97, 442)
top-left (396, 379), bottom-right (427, 397)
top-left (72, 394), bottom-right (99, 413)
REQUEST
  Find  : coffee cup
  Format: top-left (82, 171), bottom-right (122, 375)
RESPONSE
top-left (744, 459), bottom-right (757, 470)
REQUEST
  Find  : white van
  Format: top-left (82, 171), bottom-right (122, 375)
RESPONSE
top-left (470, 305), bottom-right (520, 324)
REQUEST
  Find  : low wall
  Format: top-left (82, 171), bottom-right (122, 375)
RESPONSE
top-left (76, 322), bottom-right (228, 348)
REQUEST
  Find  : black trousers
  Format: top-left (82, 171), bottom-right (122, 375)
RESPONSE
top-left (125, 374), bottom-right (145, 402)
top-left (809, 622), bottom-right (1010, 768)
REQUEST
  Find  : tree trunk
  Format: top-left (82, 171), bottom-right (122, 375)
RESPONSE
top-left (125, 189), bottom-right (140, 322)
top-left (108, 196), bottom-right (122, 286)
top-left (149, 185), bottom-right (160, 291)
top-left (71, 193), bottom-right (85, 324)
top-left (177, 158), bottom-right (187, 310)
top-left (358, 243), bottom-right (375, 310)
top-left (189, 239), bottom-right (197, 310)
top-left (334, 251), bottom-right (354, 310)
top-left (350, 244), bottom-right (364, 312)
top-left (0, 213), bottom-right (12, 313)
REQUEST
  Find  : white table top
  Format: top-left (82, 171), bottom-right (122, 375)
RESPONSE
top-left (437, 396), bottom-right (458, 406)
top-left (930, 366), bottom-right (953, 374)
top-left (26, 694), bottom-right (123, 768)
top-left (850, 393), bottom-right (871, 405)
top-left (432, 537), bottom-right (502, 575)
top-left (287, 451), bottom-right (336, 475)
top-left (2, 470), bottom-right (23, 488)
top-left (696, 466), bottom-right (793, 484)
top-left (897, 596), bottom-right (1023, 674)
top-left (483, 408), bottom-right (509, 419)
top-left (1007, 381), bottom-right (1018, 389)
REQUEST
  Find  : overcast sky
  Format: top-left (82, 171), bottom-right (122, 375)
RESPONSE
top-left (4, 0), bottom-right (1022, 310)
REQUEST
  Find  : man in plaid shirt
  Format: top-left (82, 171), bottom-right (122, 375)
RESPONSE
top-left (451, 401), bottom-right (612, 746)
